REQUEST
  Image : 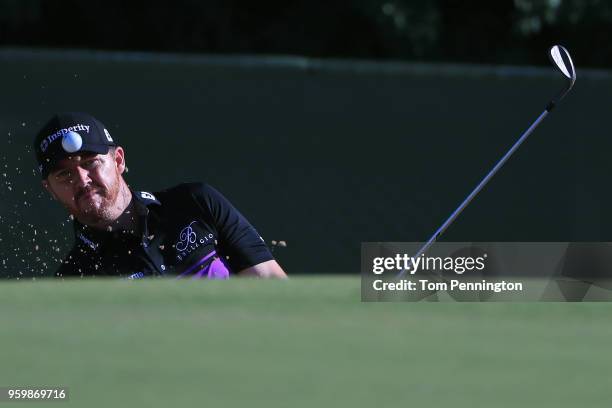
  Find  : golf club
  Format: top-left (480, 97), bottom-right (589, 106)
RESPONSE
top-left (397, 45), bottom-right (576, 279)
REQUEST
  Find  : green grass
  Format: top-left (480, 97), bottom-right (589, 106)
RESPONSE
top-left (1, 277), bottom-right (611, 407)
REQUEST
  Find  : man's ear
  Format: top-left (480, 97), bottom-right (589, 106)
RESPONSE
top-left (113, 146), bottom-right (126, 174)
top-left (42, 180), bottom-right (58, 201)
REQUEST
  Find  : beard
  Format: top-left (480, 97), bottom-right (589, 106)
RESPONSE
top-left (73, 182), bottom-right (121, 226)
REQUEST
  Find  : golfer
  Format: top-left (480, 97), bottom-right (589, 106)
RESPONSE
top-left (34, 112), bottom-right (287, 279)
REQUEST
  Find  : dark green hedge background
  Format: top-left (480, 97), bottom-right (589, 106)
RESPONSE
top-left (2, 0), bottom-right (612, 68)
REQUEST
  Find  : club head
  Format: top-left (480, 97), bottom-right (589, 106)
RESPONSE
top-left (547, 45), bottom-right (576, 110)
top-left (550, 45), bottom-right (576, 86)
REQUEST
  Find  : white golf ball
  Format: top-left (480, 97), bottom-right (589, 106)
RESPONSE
top-left (62, 131), bottom-right (83, 153)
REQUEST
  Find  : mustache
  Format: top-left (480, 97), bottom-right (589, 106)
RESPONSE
top-left (75, 186), bottom-right (102, 201)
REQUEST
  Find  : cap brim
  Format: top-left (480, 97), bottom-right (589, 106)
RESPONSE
top-left (42, 143), bottom-right (113, 179)
top-left (79, 143), bottom-right (112, 155)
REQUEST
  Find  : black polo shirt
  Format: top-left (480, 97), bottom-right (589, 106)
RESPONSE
top-left (56, 183), bottom-right (274, 279)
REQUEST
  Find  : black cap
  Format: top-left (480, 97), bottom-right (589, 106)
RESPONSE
top-left (34, 112), bottom-right (117, 179)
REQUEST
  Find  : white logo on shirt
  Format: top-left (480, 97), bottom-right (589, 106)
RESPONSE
top-left (77, 233), bottom-right (98, 250)
top-left (176, 221), bottom-right (198, 252)
top-left (140, 192), bottom-right (156, 201)
top-left (175, 221), bottom-right (215, 261)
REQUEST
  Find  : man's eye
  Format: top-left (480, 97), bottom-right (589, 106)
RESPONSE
top-left (83, 160), bottom-right (100, 169)
top-left (56, 170), bottom-right (71, 180)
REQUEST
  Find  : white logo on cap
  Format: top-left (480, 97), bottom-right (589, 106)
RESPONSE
top-left (61, 131), bottom-right (83, 153)
top-left (40, 124), bottom-right (90, 152)
top-left (104, 128), bottom-right (113, 142)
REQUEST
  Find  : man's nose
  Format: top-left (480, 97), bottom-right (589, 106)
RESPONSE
top-left (73, 167), bottom-right (91, 187)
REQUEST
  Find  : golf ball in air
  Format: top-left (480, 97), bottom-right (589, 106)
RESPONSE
top-left (62, 131), bottom-right (83, 153)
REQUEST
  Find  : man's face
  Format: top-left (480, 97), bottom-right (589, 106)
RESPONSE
top-left (43, 147), bottom-right (126, 226)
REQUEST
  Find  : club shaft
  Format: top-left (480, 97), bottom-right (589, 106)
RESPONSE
top-left (397, 109), bottom-right (549, 278)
